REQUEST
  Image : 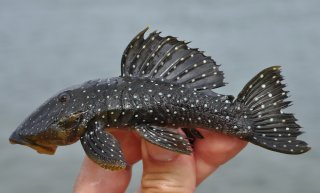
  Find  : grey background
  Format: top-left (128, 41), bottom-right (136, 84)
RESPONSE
top-left (1, 0), bottom-right (319, 192)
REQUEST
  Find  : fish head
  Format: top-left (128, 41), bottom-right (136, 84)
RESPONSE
top-left (9, 82), bottom-right (97, 155)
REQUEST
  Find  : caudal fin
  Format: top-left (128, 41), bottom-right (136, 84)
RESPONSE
top-left (236, 66), bottom-right (310, 154)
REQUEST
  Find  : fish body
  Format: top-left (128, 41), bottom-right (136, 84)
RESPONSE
top-left (10, 28), bottom-right (310, 170)
top-left (82, 77), bottom-right (238, 131)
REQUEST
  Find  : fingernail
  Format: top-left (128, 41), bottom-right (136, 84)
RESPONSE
top-left (144, 141), bottom-right (178, 162)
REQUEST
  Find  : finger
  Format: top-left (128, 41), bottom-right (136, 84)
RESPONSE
top-left (74, 130), bottom-right (142, 193)
top-left (74, 156), bottom-right (131, 193)
top-left (138, 140), bottom-right (196, 193)
top-left (110, 130), bottom-right (142, 164)
top-left (193, 129), bottom-right (247, 185)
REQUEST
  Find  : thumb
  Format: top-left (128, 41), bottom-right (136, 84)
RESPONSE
top-left (138, 140), bottom-right (196, 193)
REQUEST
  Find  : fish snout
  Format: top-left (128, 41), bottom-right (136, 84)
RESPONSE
top-left (9, 130), bottom-right (57, 155)
top-left (9, 131), bottom-right (28, 145)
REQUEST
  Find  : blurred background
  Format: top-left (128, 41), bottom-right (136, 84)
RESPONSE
top-left (0, 0), bottom-right (319, 192)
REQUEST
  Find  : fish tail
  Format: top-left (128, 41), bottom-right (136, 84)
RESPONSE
top-left (236, 66), bottom-right (310, 154)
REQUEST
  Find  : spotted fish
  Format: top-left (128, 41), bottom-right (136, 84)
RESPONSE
top-left (9, 28), bottom-right (310, 170)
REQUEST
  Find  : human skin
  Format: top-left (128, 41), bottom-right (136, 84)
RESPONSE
top-left (74, 128), bottom-right (247, 193)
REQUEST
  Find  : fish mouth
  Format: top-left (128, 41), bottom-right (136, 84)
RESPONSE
top-left (9, 132), bottom-right (57, 155)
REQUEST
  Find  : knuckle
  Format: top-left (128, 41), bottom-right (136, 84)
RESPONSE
top-left (141, 172), bottom-right (194, 193)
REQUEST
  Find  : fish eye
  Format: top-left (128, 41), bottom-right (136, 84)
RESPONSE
top-left (58, 92), bottom-right (70, 103)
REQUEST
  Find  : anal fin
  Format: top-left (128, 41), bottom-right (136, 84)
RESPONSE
top-left (182, 128), bottom-right (204, 145)
top-left (135, 125), bottom-right (192, 154)
top-left (80, 121), bottom-right (127, 170)
top-left (182, 128), bottom-right (204, 139)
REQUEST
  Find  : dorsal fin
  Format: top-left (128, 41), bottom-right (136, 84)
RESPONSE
top-left (121, 28), bottom-right (226, 91)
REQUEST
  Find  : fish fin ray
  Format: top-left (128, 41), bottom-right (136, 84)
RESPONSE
top-left (135, 125), bottom-right (192, 154)
top-left (80, 121), bottom-right (127, 170)
top-left (121, 28), bottom-right (226, 91)
top-left (237, 66), bottom-right (310, 154)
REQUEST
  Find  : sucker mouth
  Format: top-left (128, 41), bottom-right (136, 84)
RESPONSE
top-left (9, 132), bottom-right (57, 155)
top-left (26, 143), bottom-right (57, 155)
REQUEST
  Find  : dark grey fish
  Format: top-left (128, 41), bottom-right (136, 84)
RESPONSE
top-left (9, 28), bottom-right (310, 170)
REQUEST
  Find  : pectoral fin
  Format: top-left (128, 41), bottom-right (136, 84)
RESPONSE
top-left (80, 121), bottom-right (127, 170)
top-left (135, 125), bottom-right (192, 154)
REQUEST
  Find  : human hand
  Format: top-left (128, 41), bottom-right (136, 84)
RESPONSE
top-left (74, 129), bottom-right (247, 193)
